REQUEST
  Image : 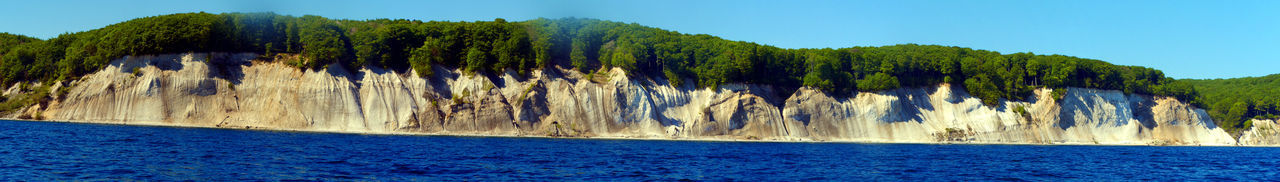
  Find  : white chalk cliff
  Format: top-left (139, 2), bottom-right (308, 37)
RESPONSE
top-left (19, 53), bottom-right (1253, 145)
top-left (1239, 119), bottom-right (1280, 145)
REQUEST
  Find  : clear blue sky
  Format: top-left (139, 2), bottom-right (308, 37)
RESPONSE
top-left (1, 0), bottom-right (1276, 79)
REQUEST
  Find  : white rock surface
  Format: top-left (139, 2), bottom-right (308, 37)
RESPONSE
top-left (1239, 119), bottom-right (1280, 145)
top-left (29, 53), bottom-right (1249, 145)
top-left (780, 86), bottom-right (1236, 145)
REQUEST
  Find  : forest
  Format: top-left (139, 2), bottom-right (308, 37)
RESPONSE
top-left (0, 12), bottom-right (1238, 131)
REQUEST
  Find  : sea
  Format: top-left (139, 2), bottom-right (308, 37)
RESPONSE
top-left (0, 119), bottom-right (1277, 181)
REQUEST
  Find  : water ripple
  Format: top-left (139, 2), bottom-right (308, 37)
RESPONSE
top-left (1, 120), bottom-right (1279, 180)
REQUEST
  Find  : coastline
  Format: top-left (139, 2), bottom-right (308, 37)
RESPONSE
top-left (4, 118), bottom-right (1260, 147)
top-left (16, 53), bottom-right (1249, 147)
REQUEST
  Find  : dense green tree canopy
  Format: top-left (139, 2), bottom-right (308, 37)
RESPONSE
top-left (0, 12), bottom-right (1237, 130)
top-left (1184, 74), bottom-right (1280, 134)
top-left (0, 33), bottom-right (39, 54)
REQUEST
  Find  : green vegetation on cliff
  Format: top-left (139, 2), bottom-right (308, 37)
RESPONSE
top-left (0, 33), bottom-right (38, 53)
top-left (0, 12), bottom-right (1220, 129)
top-left (1184, 75), bottom-right (1280, 133)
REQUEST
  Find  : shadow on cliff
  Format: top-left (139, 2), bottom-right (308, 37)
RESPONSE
top-left (425, 65), bottom-right (460, 99)
top-left (649, 76), bottom-right (698, 127)
top-left (115, 54), bottom-right (187, 74)
top-left (1054, 89), bottom-right (1134, 130)
top-left (1129, 96), bottom-right (1160, 129)
top-left (206, 53), bottom-right (252, 85)
top-left (885, 88), bottom-right (928, 123)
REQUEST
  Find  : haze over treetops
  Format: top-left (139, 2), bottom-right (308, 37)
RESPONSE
top-left (4, 1), bottom-right (1276, 80)
top-left (0, 12), bottom-right (1270, 134)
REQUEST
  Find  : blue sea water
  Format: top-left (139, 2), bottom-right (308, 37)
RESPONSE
top-left (0, 120), bottom-right (1278, 181)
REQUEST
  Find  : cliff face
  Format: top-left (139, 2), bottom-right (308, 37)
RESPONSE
top-left (1239, 119), bottom-right (1280, 145)
top-left (30, 53), bottom-right (1242, 145)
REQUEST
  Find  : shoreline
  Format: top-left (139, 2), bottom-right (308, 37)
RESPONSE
top-left (4, 118), bottom-right (1267, 147)
top-left (17, 53), bottom-right (1252, 149)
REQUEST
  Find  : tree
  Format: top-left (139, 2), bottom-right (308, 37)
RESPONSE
top-left (608, 40), bottom-right (639, 73)
top-left (296, 16), bottom-right (346, 69)
top-left (1025, 58), bottom-right (1044, 86)
top-left (409, 37), bottom-right (444, 77)
top-left (465, 47), bottom-right (486, 73)
top-left (801, 52), bottom-right (849, 93)
top-left (802, 68), bottom-right (835, 92)
top-left (570, 39), bottom-right (588, 72)
top-left (532, 38), bottom-right (551, 69)
top-left (1226, 102), bottom-right (1250, 128)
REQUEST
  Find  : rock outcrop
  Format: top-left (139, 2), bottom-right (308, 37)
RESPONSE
top-left (25, 53), bottom-right (1250, 145)
top-left (1239, 119), bottom-right (1280, 145)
